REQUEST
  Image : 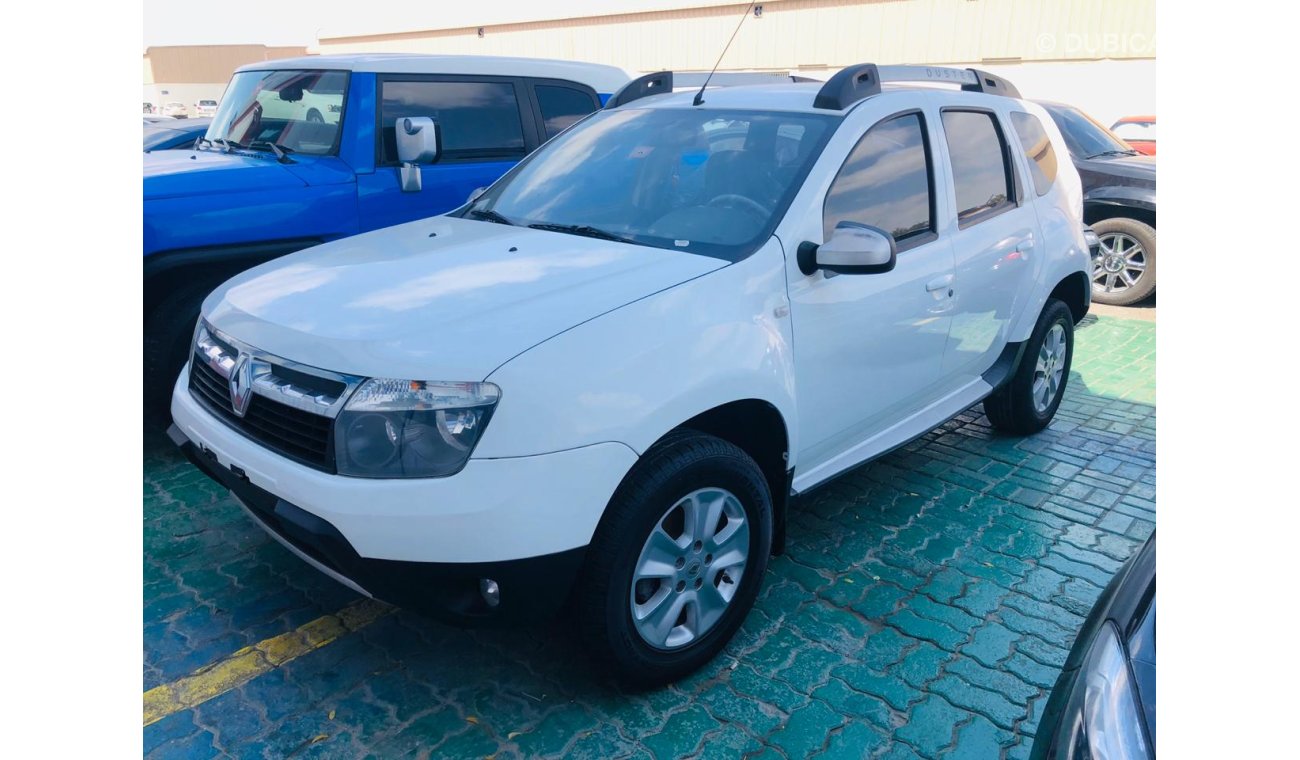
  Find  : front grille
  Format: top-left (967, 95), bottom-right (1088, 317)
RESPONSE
top-left (189, 356), bottom-right (336, 472)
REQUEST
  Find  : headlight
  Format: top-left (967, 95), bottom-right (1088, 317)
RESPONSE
top-left (1050, 623), bottom-right (1151, 760)
top-left (335, 379), bottom-right (500, 478)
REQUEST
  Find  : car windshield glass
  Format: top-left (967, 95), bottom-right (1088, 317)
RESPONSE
top-left (467, 108), bottom-right (837, 261)
top-left (206, 69), bottom-right (349, 156)
top-left (1041, 103), bottom-right (1134, 159)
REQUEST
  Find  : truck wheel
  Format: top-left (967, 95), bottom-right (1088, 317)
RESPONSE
top-left (143, 279), bottom-right (220, 424)
top-left (575, 431), bottom-right (772, 687)
top-left (1090, 217), bottom-right (1156, 306)
top-left (984, 299), bottom-right (1074, 435)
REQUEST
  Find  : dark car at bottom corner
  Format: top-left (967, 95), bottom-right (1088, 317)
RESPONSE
top-left (1038, 101), bottom-right (1156, 307)
top-left (1032, 532), bottom-right (1155, 759)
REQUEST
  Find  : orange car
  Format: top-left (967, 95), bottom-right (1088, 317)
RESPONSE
top-left (1110, 115), bottom-right (1156, 156)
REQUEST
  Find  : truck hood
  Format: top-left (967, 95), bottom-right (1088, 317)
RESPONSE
top-left (143, 150), bottom-right (306, 200)
top-left (203, 216), bottom-right (728, 380)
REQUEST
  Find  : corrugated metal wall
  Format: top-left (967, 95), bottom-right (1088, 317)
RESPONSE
top-left (316, 0), bottom-right (1155, 73)
top-left (143, 45), bottom-right (310, 85)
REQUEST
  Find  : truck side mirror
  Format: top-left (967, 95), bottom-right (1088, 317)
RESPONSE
top-left (797, 222), bottom-right (897, 276)
top-left (396, 117), bottom-right (440, 193)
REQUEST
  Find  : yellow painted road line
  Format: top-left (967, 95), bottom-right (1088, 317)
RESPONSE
top-left (143, 598), bottom-right (393, 727)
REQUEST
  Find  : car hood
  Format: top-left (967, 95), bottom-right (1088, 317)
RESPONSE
top-left (203, 216), bottom-right (728, 380)
top-left (1075, 153), bottom-right (1156, 184)
top-left (143, 150), bottom-right (306, 200)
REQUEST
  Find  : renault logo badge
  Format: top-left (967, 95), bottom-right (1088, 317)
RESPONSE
top-left (229, 353), bottom-right (254, 417)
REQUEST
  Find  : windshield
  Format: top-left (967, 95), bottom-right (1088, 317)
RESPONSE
top-left (206, 69), bottom-right (349, 155)
top-left (466, 108), bottom-right (837, 261)
top-left (1040, 103), bottom-right (1135, 159)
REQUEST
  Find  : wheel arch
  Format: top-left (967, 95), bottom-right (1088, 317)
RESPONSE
top-left (1084, 199), bottom-right (1156, 229)
top-left (1049, 270), bottom-right (1091, 324)
top-left (664, 399), bottom-right (792, 555)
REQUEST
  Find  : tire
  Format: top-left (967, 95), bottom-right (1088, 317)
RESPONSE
top-left (575, 431), bottom-right (773, 687)
top-left (142, 277), bottom-right (224, 425)
top-left (984, 299), bottom-right (1074, 435)
top-left (1090, 217), bottom-right (1156, 306)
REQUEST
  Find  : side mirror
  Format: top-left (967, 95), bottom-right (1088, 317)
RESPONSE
top-left (396, 117), bottom-right (440, 193)
top-left (798, 222), bottom-right (897, 276)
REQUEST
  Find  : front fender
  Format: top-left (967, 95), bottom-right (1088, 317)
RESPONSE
top-left (476, 239), bottom-right (798, 461)
top-left (1084, 185), bottom-right (1156, 215)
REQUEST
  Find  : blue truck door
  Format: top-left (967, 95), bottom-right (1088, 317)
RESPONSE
top-left (356, 75), bottom-right (540, 233)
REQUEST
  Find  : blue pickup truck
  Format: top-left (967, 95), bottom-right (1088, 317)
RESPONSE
top-left (144, 54), bottom-right (629, 411)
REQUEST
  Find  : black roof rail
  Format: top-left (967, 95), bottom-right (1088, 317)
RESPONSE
top-left (605, 71), bottom-right (673, 109)
top-left (813, 64), bottom-right (1022, 110)
top-left (964, 68), bottom-right (1021, 98)
top-left (813, 64), bottom-right (882, 110)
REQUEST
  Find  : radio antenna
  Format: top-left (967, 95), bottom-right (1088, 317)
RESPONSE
top-left (694, 0), bottom-right (758, 106)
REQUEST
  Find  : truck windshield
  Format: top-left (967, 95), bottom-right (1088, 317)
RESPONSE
top-left (466, 107), bottom-right (837, 261)
top-left (206, 70), bottom-right (349, 156)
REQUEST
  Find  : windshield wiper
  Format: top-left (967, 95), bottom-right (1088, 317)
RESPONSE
top-left (214, 137), bottom-right (241, 153)
top-left (194, 136), bottom-right (215, 150)
top-left (467, 208), bottom-right (516, 226)
top-left (527, 223), bottom-right (635, 245)
top-left (249, 140), bottom-right (295, 163)
top-left (1087, 149), bottom-right (1140, 159)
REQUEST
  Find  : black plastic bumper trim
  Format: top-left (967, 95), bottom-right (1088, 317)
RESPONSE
top-left (169, 424), bottom-right (587, 626)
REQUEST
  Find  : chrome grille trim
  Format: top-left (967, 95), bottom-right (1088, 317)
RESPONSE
top-left (197, 321), bottom-right (365, 419)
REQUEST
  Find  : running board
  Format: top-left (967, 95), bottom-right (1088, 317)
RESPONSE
top-left (792, 378), bottom-right (992, 494)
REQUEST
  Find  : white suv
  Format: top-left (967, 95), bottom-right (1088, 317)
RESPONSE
top-left (169, 65), bottom-right (1091, 685)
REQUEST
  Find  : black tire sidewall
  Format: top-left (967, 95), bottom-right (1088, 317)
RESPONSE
top-left (1019, 300), bottom-right (1074, 426)
top-left (588, 434), bottom-right (772, 685)
top-left (1091, 217), bottom-right (1156, 306)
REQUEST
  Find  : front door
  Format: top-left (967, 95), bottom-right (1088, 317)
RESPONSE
top-left (356, 76), bottom-right (538, 233)
top-left (787, 109), bottom-right (956, 482)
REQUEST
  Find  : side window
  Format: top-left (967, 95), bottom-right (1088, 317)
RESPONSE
top-left (941, 110), bottom-right (1014, 228)
top-left (535, 85), bottom-right (598, 140)
top-left (379, 80), bottom-right (525, 163)
top-left (823, 112), bottom-right (933, 245)
top-left (1009, 111), bottom-right (1058, 196)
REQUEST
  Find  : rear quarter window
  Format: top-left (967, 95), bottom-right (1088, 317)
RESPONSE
top-left (1009, 111), bottom-right (1059, 196)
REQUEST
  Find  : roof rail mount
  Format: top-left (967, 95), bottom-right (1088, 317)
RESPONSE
top-left (606, 71), bottom-right (673, 109)
top-left (813, 64), bottom-right (1021, 110)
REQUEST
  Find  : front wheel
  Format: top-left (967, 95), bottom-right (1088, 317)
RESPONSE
top-left (575, 431), bottom-right (772, 687)
top-left (1091, 217), bottom-right (1156, 306)
top-left (984, 299), bottom-right (1075, 435)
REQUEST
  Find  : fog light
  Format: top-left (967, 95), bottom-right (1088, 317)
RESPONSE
top-left (479, 578), bottom-right (500, 608)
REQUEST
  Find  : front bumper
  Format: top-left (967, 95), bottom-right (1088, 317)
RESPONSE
top-left (169, 367), bottom-right (639, 623)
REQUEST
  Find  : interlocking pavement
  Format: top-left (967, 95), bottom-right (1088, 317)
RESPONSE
top-left (144, 313), bottom-right (1155, 759)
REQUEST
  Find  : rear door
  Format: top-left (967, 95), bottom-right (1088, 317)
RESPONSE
top-left (356, 75), bottom-right (539, 232)
top-left (933, 101), bottom-right (1041, 376)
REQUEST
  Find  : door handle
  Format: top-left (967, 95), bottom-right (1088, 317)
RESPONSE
top-left (1016, 240), bottom-right (1035, 253)
top-left (926, 275), bottom-right (953, 292)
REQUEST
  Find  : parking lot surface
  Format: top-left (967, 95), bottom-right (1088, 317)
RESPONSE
top-left (144, 313), bottom-right (1155, 759)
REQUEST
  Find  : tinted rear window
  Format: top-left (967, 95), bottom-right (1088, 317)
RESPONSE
top-left (941, 110), bottom-right (1014, 228)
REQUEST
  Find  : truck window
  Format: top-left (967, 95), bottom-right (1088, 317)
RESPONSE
top-left (535, 85), bottom-right (598, 139)
top-left (380, 80), bottom-right (526, 163)
top-left (941, 110), bottom-right (1015, 228)
top-left (823, 112), bottom-right (934, 247)
top-left (1009, 111), bottom-right (1058, 196)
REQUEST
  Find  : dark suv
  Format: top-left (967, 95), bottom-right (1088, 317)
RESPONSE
top-left (1039, 101), bottom-right (1156, 306)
